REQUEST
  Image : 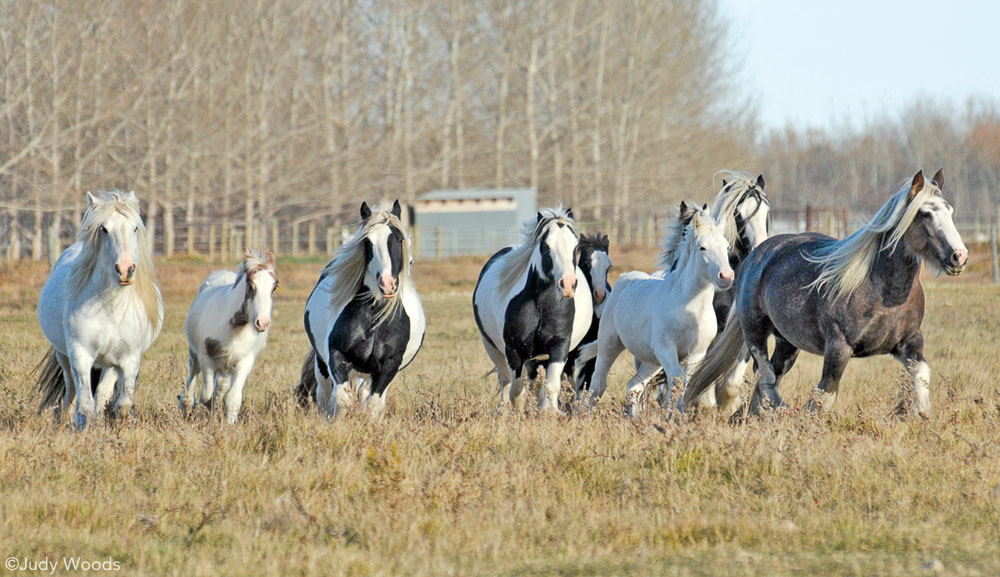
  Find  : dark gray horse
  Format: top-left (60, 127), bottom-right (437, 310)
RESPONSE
top-left (683, 170), bottom-right (968, 417)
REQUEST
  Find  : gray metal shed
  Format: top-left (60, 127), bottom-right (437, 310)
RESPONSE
top-left (412, 188), bottom-right (537, 258)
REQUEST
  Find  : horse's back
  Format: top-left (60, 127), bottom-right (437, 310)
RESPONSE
top-left (199, 270), bottom-right (238, 293)
top-left (38, 242), bottom-right (86, 353)
top-left (472, 246), bottom-right (514, 349)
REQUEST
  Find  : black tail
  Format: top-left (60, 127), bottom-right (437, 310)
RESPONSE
top-left (295, 349), bottom-right (318, 408)
top-left (682, 307), bottom-right (745, 408)
top-left (34, 348), bottom-right (66, 413)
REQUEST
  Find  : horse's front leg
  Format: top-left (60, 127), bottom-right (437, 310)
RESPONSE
top-left (224, 357), bottom-right (256, 424)
top-left (113, 357), bottom-right (141, 419)
top-left (198, 366), bottom-right (218, 410)
top-left (625, 362), bottom-right (662, 418)
top-left (68, 348), bottom-right (97, 430)
top-left (803, 339), bottom-right (847, 414)
top-left (893, 333), bottom-right (931, 418)
top-left (94, 367), bottom-right (120, 416)
top-left (327, 353), bottom-right (354, 417)
top-left (653, 344), bottom-right (684, 414)
top-left (363, 359), bottom-right (402, 419)
top-left (505, 349), bottom-right (527, 413)
top-left (537, 339), bottom-right (570, 413)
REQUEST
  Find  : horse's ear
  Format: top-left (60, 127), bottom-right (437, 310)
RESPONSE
top-left (566, 207), bottom-right (574, 220)
top-left (86, 191), bottom-right (97, 206)
top-left (126, 190), bottom-right (137, 201)
top-left (931, 168), bottom-right (944, 190)
top-left (360, 201), bottom-right (372, 220)
top-left (756, 174), bottom-right (765, 189)
top-left (721, 179), bottom-right (728, 189)
top-left (536, 212), bottom-right (543, 223)
top-left (908, 170), bottom-right (924, 202)
top-left (703, 203), bottom-right (708, 211)
top-left (244, 248), bottom-right (253, 259)
top-left (265, 250), bottom-right (276, 267)
top-left (391, 199), bottom-right (402, 219)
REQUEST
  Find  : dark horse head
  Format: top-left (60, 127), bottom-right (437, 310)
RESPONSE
top-left (901, 169), bottom-right (968, 275)
top-left (576, 233), bottom-right (611, 308)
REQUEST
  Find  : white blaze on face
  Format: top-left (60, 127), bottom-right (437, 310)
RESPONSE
top-left (542, 223), bottom-right (578, 299)
top-left (589, 250), bottom-right (611, 305)
top-left (366, 223), bottom-right (398, 296)
top-left (103, 211), bottom-right (139, 285)
top-left (250, 270), bottom-right (276, 332)
top-left (922, 196), bottom-right (968, 272)
top-left (739, 196), bottom-right (769, 250)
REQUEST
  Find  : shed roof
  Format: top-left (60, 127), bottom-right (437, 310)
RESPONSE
top-left (416, 188), bottom-right (534, 202)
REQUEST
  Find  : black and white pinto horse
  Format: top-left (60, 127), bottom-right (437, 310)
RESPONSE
top-left (299, 200), bottom-right (425, 417)
top-left (473, 207), bottom-right (593, 413)
top-left (524, 233), bottom-right (612, 394)
top-left (684, 170), bottom-right (968, 418)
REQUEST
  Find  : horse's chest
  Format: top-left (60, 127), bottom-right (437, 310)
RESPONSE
top-left (847, 304), bottom-right (923, 357)
top-left (503, 283), bottom-right (574, 353)
top-left (329, 298), bottom-right (411, 371)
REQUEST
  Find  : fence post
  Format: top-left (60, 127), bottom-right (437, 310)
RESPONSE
top-left (230, 227), bottom-right (240, 260)
top-left (271, 218), bottom-right (279, 252)
top-left (292, 222), bottom-right (300, 257)
top-left (47, 223), bottom-right (59, 268)
top-left (208, 225), bottom-right (217, 262)
top-left (326, 228), bottom-right (336, 256)
top-left (435, 225), bottom-right (442, 258)
top-left (991, 223), bottom-right (999, 285)
top-left (308, 222), bottom-right (317, 256)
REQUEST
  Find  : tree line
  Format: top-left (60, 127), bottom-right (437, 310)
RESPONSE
top-left (0, 0), bottom-right (997, 260)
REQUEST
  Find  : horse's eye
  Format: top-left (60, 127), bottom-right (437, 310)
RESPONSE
top-left (133, 226), bottom-right (138, 232)
top-left (99, 225), bottom-right (107, 233)
top-left (699, 246), bottom-right (706, 252)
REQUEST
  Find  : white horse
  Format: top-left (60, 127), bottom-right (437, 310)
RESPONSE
top-left (300, 200), bottom-right (425, 418)
top-left (650, 171), bottom-right (770, 413)
top-left (473, 207), bottom-right (593, 413)
top-left (588, 202), bottom-right (733, 416)
top-left (179, 249), bottom-right (278, 423)
top-left (36, 190), bottom-right (163, 429)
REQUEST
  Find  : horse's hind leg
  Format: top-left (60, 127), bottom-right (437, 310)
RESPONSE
top-left (804, 339), bottom-right (848, 413)
top-left (716, 352), bottom-right (750, 416)
top-left (745, 322), bottom-right (782, 415)
top-left (179, 349), bottom-right (201, 414)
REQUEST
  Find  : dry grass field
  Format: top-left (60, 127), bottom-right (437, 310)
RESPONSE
top-left (1, 249), bottom-right (999, 576)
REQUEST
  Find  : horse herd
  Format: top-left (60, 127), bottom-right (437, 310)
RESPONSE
top-left (33, 169), bottom-right (968, 430)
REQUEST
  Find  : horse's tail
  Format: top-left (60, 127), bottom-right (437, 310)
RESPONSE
top-left (683, 308), bottom-right (744, 408)
top-left (295, 349), bottom-right (318, 408)
top-left (576, 341), bottom-right (598, 367)
top-left (34, 347), bottom-right (66, 413)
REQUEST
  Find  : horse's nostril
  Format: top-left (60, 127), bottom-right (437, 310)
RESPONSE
top-left (128, 264), bottom-right (136, 275)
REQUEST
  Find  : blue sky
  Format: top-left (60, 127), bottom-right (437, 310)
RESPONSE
top-left (719, 0), bottom-right (1000, 130)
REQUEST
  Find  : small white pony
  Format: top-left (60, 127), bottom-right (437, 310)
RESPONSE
top-left (587, 202), bottom-right (733, 416)
top-left (179, 249), bottom-right (278, 423)
top-left (36, 190), bottom-right (163, 429)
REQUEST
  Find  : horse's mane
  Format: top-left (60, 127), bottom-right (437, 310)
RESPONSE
top-left (235, 249), bottom-right (277, 287)
top-left (496, 206), bottom-right (577, 296)
top-left (578, 232), bottom-right (609, 254)
top-left (69, 190), bottom-right (162, 333)
top-left (711, 170), bottom-right (768, 248)
top-left (805, 177), bottom-right (941, 300)
top-left (657, 202), bottom-right (707, 270)
top-left (320, 208), bottom-right (412, 324)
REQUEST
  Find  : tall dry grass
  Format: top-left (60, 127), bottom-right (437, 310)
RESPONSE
top-left (0, 256), bottom-right (998, 576)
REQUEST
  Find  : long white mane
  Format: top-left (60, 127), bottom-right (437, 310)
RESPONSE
top-left (496, 206), bottom-right (577, 296)
top-left (320, 208), bottom-right (413, 323)
top-left (656, 203), bottom-right (712, 272)
top-left (711, 170), bottom-right (768, 248)
top-left (69, 190), bottom-right (162, 333)
top-left (805, 177), bottom-right (941, 300)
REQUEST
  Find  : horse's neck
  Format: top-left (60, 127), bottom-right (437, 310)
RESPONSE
top-left (664, 251), bottom-right (716, 307)
top-left (870, 239), bottom-right (921, 306)
top-left (223, 274), bottom-right (249, 311)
